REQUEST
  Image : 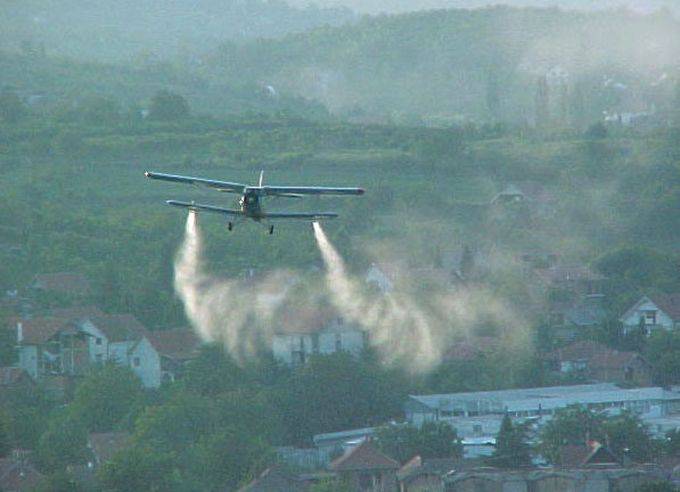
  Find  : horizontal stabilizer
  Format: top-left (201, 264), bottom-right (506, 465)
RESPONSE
top-left (263, 211), bottom-right (338, 221)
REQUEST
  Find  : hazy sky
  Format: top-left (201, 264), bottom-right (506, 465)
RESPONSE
top-left (291, 0), bottom-right (675, 15)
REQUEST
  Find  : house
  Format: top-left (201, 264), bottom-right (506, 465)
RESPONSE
top-left (146, 328), bottom-right (202, 384)
top-left (557, 441), bottom-right (620, 468)
top-left (398, 456), bottom-right (458, 492)
top-left (534, 265), bottom-right (606, 297)
top-left (366, 262), bottom-right (399, 294)
top-left (14, 316), bottom-right (90, 379)
top-left (272, 307), bottom-right (365, 366)
top-left (12, 309), bottom-right (170, 389)
top-left (0, 450), bottom-right (45, 492)
top-left (87, 432), bottom-right (131, 468)
top-left (313, 427), bottom-right (377, 459)
top-left (620, 294), bottom-right (680, 336)
top-left (547, 294), bottom-right (607, 337)
top-left (237, 466), bottom-right (308, 492)
top-left (330, 439), bottom-right (400, 492)
top-left (443, 468), bottom-right (665, 492)
top-left (30, 272), bottom-right (91, 299)
top-left (547, 341), bottom-right (653, 386)
top-left (490, 182), bottom-right (554, 207)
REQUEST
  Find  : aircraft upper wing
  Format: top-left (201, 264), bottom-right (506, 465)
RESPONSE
top-left (145, 172), bottom-right (246, 194)
top-left (166, 200), bottom-right (243, 216)
top-left (263, 211), bottom-right (338, 221)
top-left (261, 186), bottom-right (364, 197)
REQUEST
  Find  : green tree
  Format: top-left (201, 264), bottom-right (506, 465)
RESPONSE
top-left (646, 331), bottom-right (680, 386)
top-left (603, 412), bottom-right (657, 463)
top-left (183, 344), bottom-right (245, 397)
top-left (376, 421), bottom-right (462, 464)
top-left (148, 90), bottom-right (190, 121)
top-left (0, 409), bottom-right (10, 457)
top-left (585, 121), bottom-right (608, 139)
top-left (71, 364), bottom-right (144, 432)
top-left (98, 446), bottom-right (180, 492)
top-left (538, 406), bottom-right (605, 464)
top-left (0, 90), bottom-right (26, 124)
top-left (36, 412), bottom-right (90, 472)
top-left (187, 426), bottom-right (272, 490)
top-left (487, 414), bottom-right (531, 468)
top-left (276, 352), bottom-right (404, 445)
top-left (637, 481), bottom-right (677, 492)
top-left (81, 97), bottom-right (121, 126)
top-left (309, 479), bottom-right (353, 492)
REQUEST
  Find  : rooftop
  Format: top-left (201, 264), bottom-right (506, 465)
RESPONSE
top-left (409, 383), bottom-right (679, 413)
top-left (31, 272), bottom-right (91, 295)
top-left (330, 439), bottom-right (400, 472)
top-left (90, 314), bottom-right (148, 343)
top-left (146, 328), bottom-right (202, 360)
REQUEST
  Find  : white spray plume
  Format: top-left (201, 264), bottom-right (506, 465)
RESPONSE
top-left (174, 212), bottom-right (295, 363)
top-left (313, 222), bottom-right (530, 372)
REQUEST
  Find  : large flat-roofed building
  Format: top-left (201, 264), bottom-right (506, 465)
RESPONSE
top-left (405, 384), bottom-right (680, 433)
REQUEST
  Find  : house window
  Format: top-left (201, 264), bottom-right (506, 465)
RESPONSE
top-left (95, 337), bottom-right (102, 346)
top-left (133, 357), bottom-right (140, 367)
top-left (643, 310), bottom-right (657, 325)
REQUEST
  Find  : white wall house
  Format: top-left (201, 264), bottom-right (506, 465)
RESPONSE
top-left (620, 294), bottom-right (680, 336)
top-left (272, 313), bottom-right (366, 366)
top-left (127, 337), bottom-right (162, 389)
top-left (365, 263), bottom-right (395, 294)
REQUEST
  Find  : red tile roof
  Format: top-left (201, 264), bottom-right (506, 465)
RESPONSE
top-left (558, 442), bottom-right (620, 467)
top-left (237, 466), bottom-right (306, 492)
top-left (444, 337), bottom-right (501, 361)
top-left (32, 272), bottom-right (91, 295)
top-left (90, 314), bottom-right (148, 343)
top-left (49, 305), bottom-right (105, 321)
top-left (0, 457), bottom-right (44, 491)
top-left (13, 317), bottom-right (70, 345)
top-left (651, 293), bottom-right (680, 321)
top-left (548, 341), bottom-right (648, 371)
top-left (330, 440), bottom-right (400, 472)
top-left (146, 329), bottom-right (202, 360)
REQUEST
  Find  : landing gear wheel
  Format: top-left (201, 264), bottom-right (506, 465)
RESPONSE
top-left (269, 225), bottom-right (274, 235)
top-left (228, 222), bottom-right (233, 231)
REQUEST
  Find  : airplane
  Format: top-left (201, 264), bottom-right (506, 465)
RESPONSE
top-left (144, 170), bottom-right (364, 234)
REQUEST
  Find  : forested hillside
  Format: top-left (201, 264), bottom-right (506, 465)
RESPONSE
top-left (0, 0), bottom-right (356, 62)
top-left (213, 7), bottom-right (680, 123)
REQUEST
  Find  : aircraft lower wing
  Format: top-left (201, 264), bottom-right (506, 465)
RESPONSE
top-left (261, 186), bottom-right (364, 197)
top-left (166, 200), bottom-right (243, 216)
top-left (145, 172), bottom-right (246, 194)
top-left (264, 212), bottom-right (338, 221)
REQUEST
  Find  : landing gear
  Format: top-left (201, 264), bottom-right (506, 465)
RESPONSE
top-left (227, 222), bottom-right (233, 231)
top-left (269, 225), bottom-right (274, 235)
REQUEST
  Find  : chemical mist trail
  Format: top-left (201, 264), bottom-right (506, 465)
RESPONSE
top-left (174, 212), bottom-right (294, 363)
top-left (313, 222), bottom-right (530, 372)
top-left (313, 222), bottom-right (439, 372)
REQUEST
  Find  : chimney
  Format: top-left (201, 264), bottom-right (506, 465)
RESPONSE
top-left (16, 322), bottom-right (23, 343)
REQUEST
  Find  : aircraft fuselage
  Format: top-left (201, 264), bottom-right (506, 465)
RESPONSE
top-left (239, 189), bottom-right (264, 220)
